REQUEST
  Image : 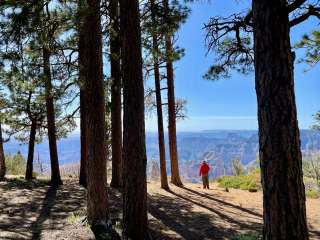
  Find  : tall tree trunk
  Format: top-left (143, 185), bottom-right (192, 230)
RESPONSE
top-left (43, 47), bottom-right (62, 186)
top-left (163, 0), bottom-right (183, 187)
top-left (0, 121), bottom-right (6, 180)
top-left (78, 0), bottom-right (88, 187)
top-left (151, 0), bottom-right (169, 190)
top-left (252, 1), bottom-right (309, 239)
top-left (120, 0), bottom-right (149, 238)
top-left (109, 0), bottom-right (123, 189)
top-left (79, 89), bottom-right (87, 187)
top-left (81, 0), bottom-right (109, 226)
top-left (25, 120), bottom-right (37, 180)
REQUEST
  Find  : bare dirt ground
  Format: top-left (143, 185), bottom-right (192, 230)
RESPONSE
top-left (0, 177), bottom-right (319, 240)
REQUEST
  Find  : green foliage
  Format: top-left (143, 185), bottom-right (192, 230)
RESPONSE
top-left (295, 31), bottom-right (320, 67)
top-left (5, 151), bottom-right (26, 175)
top-left (141, 0), bottom-right (190, 66)
top-left (232, 233), bottom-right (262, 240)
top-left (217, 169), bottom-right (261, 191)
top-left (1, 177), bottom-right (50, 190)
top-left (312, 111), bottom-right (320, 131)
top-left (203, 13), bottom-right (254, 80)
top-left (305, 189), bottom-right (320, 199)
top-left (0, 0), bottom-right (77, 143)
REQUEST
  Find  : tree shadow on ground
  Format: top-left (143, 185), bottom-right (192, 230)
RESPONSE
top-left (309, 227), bottom-right (320, 239)
top-left (148, 190), bottom-right (262, 240)
top-left (31, 185), bottom-right (58, 239)
top-left (1, 179), bottom-right (318, 240)
top-left (182, 186), bottom-right (262, 218)
top-left (0, 179), bottom-right (87, 239)
top-left (1, 177), bottom-right (50, 190)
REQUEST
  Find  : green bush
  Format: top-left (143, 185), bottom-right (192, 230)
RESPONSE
top-left (217, 170), bottom-right (261, 191)
top-left (217, 169), bottom-right (320, 199)
top-left (305, 189), bottom-right (320, 199)
top-left (5, 152), bottom-right (26, 175)
top-left (232, 233), bottom-right (262, 240)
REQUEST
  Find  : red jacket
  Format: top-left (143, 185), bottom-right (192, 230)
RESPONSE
top-left (199, 163), bottom-right (210, 176)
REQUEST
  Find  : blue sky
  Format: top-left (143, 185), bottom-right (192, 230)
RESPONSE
top-left (146, 0), bottom-right (320, 131)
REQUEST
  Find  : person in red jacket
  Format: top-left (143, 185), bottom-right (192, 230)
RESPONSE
top-left (199, 161), bottom-right (210, 189)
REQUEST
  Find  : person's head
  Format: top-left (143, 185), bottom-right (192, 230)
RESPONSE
top-left (202, 160), bottom-right (206, 164)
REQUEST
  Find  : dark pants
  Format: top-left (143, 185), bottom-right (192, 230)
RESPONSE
top-left (202, 173), bottom-right (209, 189)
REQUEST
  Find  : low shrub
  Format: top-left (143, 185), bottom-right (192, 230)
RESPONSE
top-left (232, 233), bottom-right (262, 240)
top-left (305, 189), bottom-right (320, 199)
top-left (217, 170), bottom-right (261, 191)
top-left (217, 170), bottom-right (320, 199)
top-left (5, 152), bottom-right (26, 175)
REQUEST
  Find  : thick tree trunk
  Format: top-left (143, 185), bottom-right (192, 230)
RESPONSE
top-left (25, 121), bottom-right (37, 180)
top-left (79, 89), bottom-right (87, 187)
top-left (109, 0), bottom-right (123, 189)
top-left (43, 47), bottom-right (62, 186)
top-left (81, 0), bottom-right (109, 226)
top-left (252, 1), bottom-right (309, 239)
top-left (0, 122), bottom-right (6, 180)
top-left (120, 0), bottom-right (149, 238)
top-left (151, 0), bottom-right (169, 190)
top-left (163, 0), bottom-right (183, 187)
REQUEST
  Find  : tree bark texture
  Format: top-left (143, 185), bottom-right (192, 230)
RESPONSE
top-left (120, 0), bottom-right (149, 238)
top-left (151, 0), bottom-right (169, 190)
top-left (79, 89), bottom-right (87, 187)
top-left (109, 0), bottom-right (123, 189)
top-left (252, 1), bottom-right (309, 239)
top-left (81, 0), bottom-right (109, 226)
top-left (163, 0), bottom-right (183, 187)
top-left (43, 47), bottom-right (62, 186)
top-left (25, 121), bottom-right (37, 180)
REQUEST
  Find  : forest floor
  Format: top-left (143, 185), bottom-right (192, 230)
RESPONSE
top-left (0, 177), bottom-right (319, 240)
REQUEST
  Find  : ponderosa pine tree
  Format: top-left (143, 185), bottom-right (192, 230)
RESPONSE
top-left (41, 2), bottom-right (62, 186)
top-left (78, 0), bottom-right (88, 188)
top-left (141, 0), bottom-right (188, 189)
top-left (109, 0), bottom-right (123, 189)
top-left (80, 0), bottom-right (109, 226)
top-left (163, 0), bottom-right (182, 187)
top-left (4, 85), bottom-right (46, 181)
top-left (150, 0), bottom-right (169, 190)
top-left (120, 0), bottom-right (149, 238)
top-left (252, 1), bottom-right (309, 239)
top-left (0, 41), bottom-right (48, 181)
top-left (204, 1), bottom-right (319, 238)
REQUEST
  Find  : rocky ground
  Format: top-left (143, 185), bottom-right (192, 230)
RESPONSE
top-left (0, 177), bottom-right (319, 240)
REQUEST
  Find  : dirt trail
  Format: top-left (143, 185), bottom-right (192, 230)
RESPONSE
top-left (0, 178), bottom-right (319, 240)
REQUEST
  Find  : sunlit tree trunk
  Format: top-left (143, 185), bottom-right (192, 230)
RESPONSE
top-left (163, 0), bottom-right (183, 187)
top-left (151, 0), bottom-right (169, 190)
top-left (252, 0), bottom-right (309, 239)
